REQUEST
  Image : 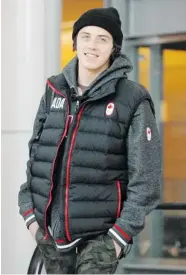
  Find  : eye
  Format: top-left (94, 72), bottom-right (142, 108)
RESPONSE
top-left (82, 35), bottom-right (90, 40)
top-left (98, 37), bottom-right (108, 43)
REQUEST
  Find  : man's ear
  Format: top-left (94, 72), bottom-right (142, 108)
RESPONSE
top-left (112, 44), bottom-right (116, 54)
top-left (111, 46), bottom-right (115, 55)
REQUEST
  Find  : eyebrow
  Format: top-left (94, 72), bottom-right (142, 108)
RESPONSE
top-left (80, 32), bottom-right (90, 36)
top-left (98, 35), bottom-right (110, 39)
top-left (80, 32), bottom-right (110, 39)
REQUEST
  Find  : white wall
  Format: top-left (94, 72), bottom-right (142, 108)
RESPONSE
top-left (1, 0), bottom-right (61, 273)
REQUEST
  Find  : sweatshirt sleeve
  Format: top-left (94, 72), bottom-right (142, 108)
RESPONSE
top-left (108, 100), bottom-right (162, 248)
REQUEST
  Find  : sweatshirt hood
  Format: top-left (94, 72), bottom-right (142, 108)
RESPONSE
top-left (62, 54), bottom-right (133, 97)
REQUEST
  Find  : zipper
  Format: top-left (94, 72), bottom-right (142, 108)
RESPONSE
top-left (43, 80), bottom-right (70, 239)
top-left (116, 180), bottom-right (121, 218)
top-left (64, 103), bottom-right (86, 242)
top-left (76, 100), bottom-right (80, 111)
top-left (29, 118), bottom-right (45, 157)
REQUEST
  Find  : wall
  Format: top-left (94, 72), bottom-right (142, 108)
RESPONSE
top-left (128, 0), bottom-right (186, 37)
top-left (2, 0), bottom-right (46, 273)
top-left (139, 47), bottom-right (186, 202)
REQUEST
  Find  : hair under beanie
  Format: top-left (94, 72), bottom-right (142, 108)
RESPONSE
top-left (72, 7), bottom-right (123, 47)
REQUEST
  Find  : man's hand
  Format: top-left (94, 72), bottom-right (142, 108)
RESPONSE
top-left (113, 239), bottom-right (122, 257)
top-left (29, 221), bottom-right (39, 239)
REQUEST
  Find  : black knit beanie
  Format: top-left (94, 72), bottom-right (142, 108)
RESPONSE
top-left (72, 7), bottom-right (123, 47)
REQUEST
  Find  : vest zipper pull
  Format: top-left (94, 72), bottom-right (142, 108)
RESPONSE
top-left (76, 100), bottom-right (80, 111)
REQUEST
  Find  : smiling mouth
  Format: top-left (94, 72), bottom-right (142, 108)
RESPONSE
top-left (84, 53), bottom-right (99, 58)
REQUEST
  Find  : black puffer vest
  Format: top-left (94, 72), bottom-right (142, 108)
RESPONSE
top-left (30, 60), bottom-right (154, 246)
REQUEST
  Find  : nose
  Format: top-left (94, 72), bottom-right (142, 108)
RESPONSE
top-left (87, 38), bottom-right (97, 51)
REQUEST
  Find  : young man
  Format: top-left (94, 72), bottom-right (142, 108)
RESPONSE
top-left (18, 7), bottom-right (162, 274)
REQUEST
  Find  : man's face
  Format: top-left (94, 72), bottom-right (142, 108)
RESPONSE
top-left (76, 26), bottom-right (114, 71)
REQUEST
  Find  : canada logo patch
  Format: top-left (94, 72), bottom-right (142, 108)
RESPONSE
top-left (146, 127), bottom-right (152, 141)
top-left (106, 102), bottom-right (115, 116)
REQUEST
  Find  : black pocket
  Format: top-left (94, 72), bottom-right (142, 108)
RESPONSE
top-left (102, 234), bottom-right (123, 261)
top-left (100, 234), bottom-right (119, 266)
top-left (35, 228), bottom-right (45, 243)
top-left (102, 234), bottom-right (116, 253)
top-left (35, 228), bottom-right (58, 259)
top-left (29, 118), bottom-right (45, 158)
top-left (34, 227), bottom-right (40, 242)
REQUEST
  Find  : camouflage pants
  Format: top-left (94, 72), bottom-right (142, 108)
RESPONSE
top-left (35, 228), bottom-right (121, 274)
